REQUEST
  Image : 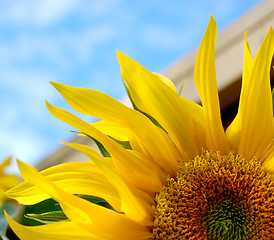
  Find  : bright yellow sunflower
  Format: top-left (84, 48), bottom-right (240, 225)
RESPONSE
top-left (5, 16), bottom-right (274, 239)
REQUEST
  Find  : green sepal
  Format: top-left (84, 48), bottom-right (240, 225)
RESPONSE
top-left (25, 211), bottom-right (68, 224)
top-left (122, 80), bottom-right (167, 132)
top-left (73, 130), bottom-right (132, 156)
top-left (178, 79), bottom-right (186, 96)
top-left (87, 135), bottom-right (132, 155)
top-left (89, 136), bottom-right (111, 157)
top-left (24, 196), bottom-right (114, 224)
top-left (108, 137), bottom-right (131, 150)
top-left (20, 199), bottom-right (63, 226)
top-left (21, 195), bottom-right (114, 226)
top-left (78, 195), bottom-right (114, 210)
top-left (71, 131), bottom-right (110, 157)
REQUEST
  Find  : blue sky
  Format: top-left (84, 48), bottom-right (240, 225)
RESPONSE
top-left (0, 0), bottom-right (261, 173)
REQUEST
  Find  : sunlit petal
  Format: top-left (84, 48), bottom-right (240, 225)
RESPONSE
top-left (194, 16), bottom-right (229, 153)
top-left (118, 50), bottom-right (205, 160)
top-left (6, 213), bottom-right (100, 240)
top-left (91, 120), bottom-right (129, 142)
top-left (50, 83), bottom-right (181, 175)
top-left (226, 33), bottom-right (254, 150)
top-left (64, 142), bottom-right (155, 224)
top-left (16, 160), bottom-right (153, 239)
top-left (230, 27), bottom-right (274, 160)
top-left (6, 161), bottom-right (121, 211)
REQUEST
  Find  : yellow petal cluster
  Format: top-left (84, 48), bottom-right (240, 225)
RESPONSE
top-left (5, 16), bottom-right (274, 239)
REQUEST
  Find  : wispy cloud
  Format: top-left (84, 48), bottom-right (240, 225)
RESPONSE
top-left (0, 25), bottom-right (117, 68)
top-left (0, 0), bottom-right (261, 173)
top-left (0, 0), bottom-right (78, 26)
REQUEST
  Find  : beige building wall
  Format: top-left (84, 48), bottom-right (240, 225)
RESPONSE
top-left (37, 0), bottom-right (274, 170)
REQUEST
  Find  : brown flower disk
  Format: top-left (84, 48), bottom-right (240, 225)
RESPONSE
top-left (153, 150), bottom-right (274, 240)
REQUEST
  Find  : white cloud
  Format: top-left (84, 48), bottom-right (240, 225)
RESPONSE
top-left (0, 24), bottom-right (117, 68)
top-left (0, 0), bottom-right (260, 173)
top-left (0, 0), bottom-right (124, 26)
top-left (0, 0), bottom-right (79, 26)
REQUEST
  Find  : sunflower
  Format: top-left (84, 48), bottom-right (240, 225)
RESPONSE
top-left (6, 16), bottom-right (274, 239)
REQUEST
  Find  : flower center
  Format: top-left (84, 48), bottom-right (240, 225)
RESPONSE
top-left (152, 150), bottom-right (274, 239)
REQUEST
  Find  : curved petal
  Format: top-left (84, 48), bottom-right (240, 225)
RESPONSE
top-left (64, 142), bottom-right (155, 224)
top-left (91, 120), bottom-right (129, 142)
top-left (16, 160), bottom-right (153, 239)
top-left (46, 101), bottom-right (178, 178)
top-left (6, 214), bottom-right (100, 240)
top-left (118, 50), bottom-right (205, 160)
top-left (0, 157), bottom-right (20, 204)
top-left (262, 141), bottom-right (274, 173)
top-left (64, 141), bottom-right (164, 201)
top-left (49, 83), bottom-right (181, 176)
top-left (153, 73), bottom-right (177, 93)
top-left (0, 156), bottom-right (12, 172)
top-left (194, 16), bottom-right (229, 153)
top-left (226, 32), bottom-right (253, 151)
top-left (0, 174), bottom-right (19, 190)
top-left (6, 167), bottom-right (121, 211)
top-left (230, 27), bottom-right (274, 160)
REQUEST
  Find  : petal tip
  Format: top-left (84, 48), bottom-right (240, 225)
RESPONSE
top-left (117, 50), bottom-right (128, 64)
top-left (209, 15), bottom-right (216, 26)
top-left (50, 81), bottom-right (64, 92)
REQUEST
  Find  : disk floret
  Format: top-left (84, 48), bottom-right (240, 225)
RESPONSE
top-left (153, 150), bottom-right (274, 239)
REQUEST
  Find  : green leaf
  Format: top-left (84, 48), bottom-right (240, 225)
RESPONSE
top-left (20, 198), bottom-right (63, 226)
top-left (25, 211), bottom-right (68, 224)
top-left (25, 196), bottom-right (115, 224)
top-left (20, 195), bottom-right (114, 226)
top-left (78, 195), bottom-right (114, 210)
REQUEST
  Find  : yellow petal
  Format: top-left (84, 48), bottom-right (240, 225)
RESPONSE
top-left (64, 142), bottom-right (155, 225)
top-left (226, 32), bottom-right (253, 150)
top-left (46, 101), bottom-right (177, 180)
top-left (0, 156), bottom-right (20, 203)
top-left (0, 156), bottom-right (20, 187)
top-left (262, 141), bottom-right (274, 173)
top-left (231, 27), bottom-right (274, 160)
top-left (49, 83), bottom-right (180, 175)
top-left (6, 162), bottom-right (121, 211)
top-left (117, 50), bottom-right (205, 160)
top-left (0, 174), bottom-right (19, 190)
top-left (241, 32), bottom-right (254, 87)
top-left (153, 73), bottom-right (177, 93)
top-left (0, 156), bottom-right (12, 172)
top-left (194, 16), bottom-right (229, 153)
top-left (91, 120), bottom-right (129, 142)
top-left (16, 161), bottom-right (152, 239)
top-left (5, 213), bottom-right (100, 240)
